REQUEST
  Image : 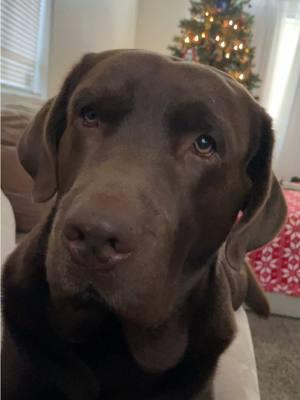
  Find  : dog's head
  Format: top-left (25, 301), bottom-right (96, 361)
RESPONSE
top-left (19, 50), bottom-right (286, 371)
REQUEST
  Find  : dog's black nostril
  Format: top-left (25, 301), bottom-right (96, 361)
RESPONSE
top-left (108, 237), bottom-right (132, 255)
top-left (108, 237), bottom-right (118, 250)
top-left (64, 225), bottom-right (85, 242)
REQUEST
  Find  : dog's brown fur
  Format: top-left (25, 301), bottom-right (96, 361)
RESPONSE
top-left (2, 50), bottom-right (287, 399)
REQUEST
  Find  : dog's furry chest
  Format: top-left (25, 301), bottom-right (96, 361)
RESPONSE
top-left (60, 314), bottom-right (219, 400)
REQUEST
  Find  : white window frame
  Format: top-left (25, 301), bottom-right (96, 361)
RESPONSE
top-left (268, 13), bottom-right (300, 161)
top-left (255, 0), bottom-right (300, 162)
top-left (1, 0), bottom-right (52, 101)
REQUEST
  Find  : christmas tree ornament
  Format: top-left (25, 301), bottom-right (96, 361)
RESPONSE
top-left (183, 47), bottom-right (198, 62)
top-left (193, 15), bottom-right (203, 22)
top-left (213, 48), bottom-right (223, 62)
top-left (216, 0), bottom-right (229, 12)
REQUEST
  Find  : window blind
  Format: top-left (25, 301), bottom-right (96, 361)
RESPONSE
top-left (1, 0), bottom-right (43, 94)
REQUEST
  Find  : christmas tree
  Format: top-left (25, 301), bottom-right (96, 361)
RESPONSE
top-left (169, 0), bottom-right (260, 93)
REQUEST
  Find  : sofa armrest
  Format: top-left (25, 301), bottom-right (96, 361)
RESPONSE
top-left (214, 307), bottom-right (260, 399)
top-left (1, 190), bottom-right (16, 265)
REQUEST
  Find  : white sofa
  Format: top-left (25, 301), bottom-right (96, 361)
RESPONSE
top-left (214, 308), bottom-right (260, 399)
top-left (1, 190), bottom-right (260, 399)
top-left (1, 191), bottom-right (16, 265)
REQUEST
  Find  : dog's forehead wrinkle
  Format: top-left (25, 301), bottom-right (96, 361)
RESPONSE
top-left (166, 98), bottom-right (217, 133)
top-left (71, 83), bottom-right (134, 117)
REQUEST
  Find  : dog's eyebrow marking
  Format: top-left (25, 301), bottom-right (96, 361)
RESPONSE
top-left (72, 85), bottom-right (134, 124)
top-left (166, 100), bottom-right (218, 136)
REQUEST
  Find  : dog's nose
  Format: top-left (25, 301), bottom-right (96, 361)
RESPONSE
top-left (63, 212), bottom-right (135, 270)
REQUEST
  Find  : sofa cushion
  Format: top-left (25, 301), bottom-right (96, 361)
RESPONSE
top-left (1, 103), bottom-right (46, 232)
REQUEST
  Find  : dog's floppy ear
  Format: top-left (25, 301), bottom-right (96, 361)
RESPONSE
top-left (18, 99), bottom-right (56, 202)
top-left (18, 53), bottom-right (99, 202)
top-left (225, 108), bottom-right (287, 271)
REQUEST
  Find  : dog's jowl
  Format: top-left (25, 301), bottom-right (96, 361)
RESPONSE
top-left (1, 50), bottom-right (287, 400)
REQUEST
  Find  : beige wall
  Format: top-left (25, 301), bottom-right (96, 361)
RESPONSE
top-left (48, 0), bottom-right (138, 96)
top-left (135, 0), bottom-right (189, 55)
top-left (48, 0), bottom-right (189, 96)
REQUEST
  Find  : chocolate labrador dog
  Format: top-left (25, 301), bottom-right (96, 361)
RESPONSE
top-left (2, 50), bottom-right (287, 400)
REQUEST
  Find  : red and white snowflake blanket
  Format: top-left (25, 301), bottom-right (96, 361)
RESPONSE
top-left (248, 190), bottom-right (300, 297)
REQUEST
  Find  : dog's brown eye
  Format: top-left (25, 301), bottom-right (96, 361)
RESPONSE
top-left (193, 135), bottom-right (216, 157)
top-left (82, 108), bottom-right (98, 127)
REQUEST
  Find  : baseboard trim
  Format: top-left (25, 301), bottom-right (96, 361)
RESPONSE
top-left (265, 292), bottom-right (300, 319)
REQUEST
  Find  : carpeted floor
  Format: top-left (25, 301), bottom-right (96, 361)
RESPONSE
top-left (247, 312), bottom-right (300, 400)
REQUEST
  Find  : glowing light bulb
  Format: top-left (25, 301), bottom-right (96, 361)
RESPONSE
top-left (239, 73), bottom-right (244, 80)
top-left (184, 37), bottom-right (190, 44)
top-left (225, 53), bottom-right (230, 59)
top-left (234, 45), bottom-right (238, 51)
top-left (193, 35), bottom-right (199, 42)
top-left (201, 32), bottom-right (206, 38)
top-left (233, 24), bottom-right (238, 30)
top-left (220, 41), bottom-right (226, 48)
top-left (229, 20), bottom-right (233, 26)
top-left (205, 11), bottom-right (209, 16)
top-left (239, 43), bottom-right (244, 50)
top-left (215, 35), bottom-right (220, 41)
top-left (210, 17), bottom-right (214, 22)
